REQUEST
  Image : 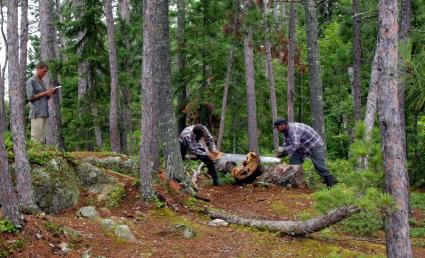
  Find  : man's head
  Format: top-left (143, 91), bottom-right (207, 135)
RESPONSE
top-left (36, 62), bottom-right (49, 79)
top-left (274, 118), bottom-right (288, 133)
top-left (193, 124), bottom-right (205, 141)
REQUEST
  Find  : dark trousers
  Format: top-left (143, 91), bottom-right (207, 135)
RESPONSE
top-left (289, 146), bottom-right (332, 179)
top-left (180, 142), bottom-right (219, 182)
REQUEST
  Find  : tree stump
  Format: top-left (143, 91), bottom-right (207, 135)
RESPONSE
top-left (256, 163), bottom-right (308, 189)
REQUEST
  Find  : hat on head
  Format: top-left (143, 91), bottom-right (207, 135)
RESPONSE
top-left (273, 118), bottom-right (288, 128)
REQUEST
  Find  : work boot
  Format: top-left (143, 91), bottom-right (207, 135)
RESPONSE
top-left (213, 179), bottom-right (222, 186)
top-left (324, 175), bottom-right (336, 188)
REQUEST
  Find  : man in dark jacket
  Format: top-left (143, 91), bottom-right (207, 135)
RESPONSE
top-left (274, 118), bottom-right (336, 187)
top-left (179, 124), bottom-right (222, 186)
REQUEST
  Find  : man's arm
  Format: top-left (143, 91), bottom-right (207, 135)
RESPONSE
top-left (283, 130), bottom-right (301, 156)
top-left (202, 126), bottom-right (217, 152)
top-left (29, 88), bottom-right (55, 102)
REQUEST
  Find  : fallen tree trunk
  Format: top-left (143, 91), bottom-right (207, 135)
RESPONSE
top-left (205, 205), bottom-right (361, 236)
top-left (231, 152), bottom-right (307, 188)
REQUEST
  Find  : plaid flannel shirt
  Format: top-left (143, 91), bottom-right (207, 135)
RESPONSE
top-left (179, 125), bottom-right (217, 156)
top-left (282, 122), bottom-right (324, 156)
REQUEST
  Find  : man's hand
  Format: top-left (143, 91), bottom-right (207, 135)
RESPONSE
top-left (46, 88), bottom-right (55, 96)
top-left (276, 147), bottom-right (286, 158)
top-left (208, 150), bottom-right (222, 160)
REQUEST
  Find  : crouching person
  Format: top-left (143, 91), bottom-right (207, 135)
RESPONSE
top-left (179, 124), bottom-right (222, 186)
top-left (274, 118), bottom-right (336, 187)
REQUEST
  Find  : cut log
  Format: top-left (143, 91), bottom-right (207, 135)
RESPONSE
top-left (231, 152), bottom-right (261, 183)
top-left (256, 163), bottom-right (307, 189)
top-left (205, 205), bottom-right (361, 236)
top-left (230, 152), bottom-right (307, 188)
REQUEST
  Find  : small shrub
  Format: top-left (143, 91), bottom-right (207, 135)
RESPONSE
top-left (0, 219), bottom-right (18, 234)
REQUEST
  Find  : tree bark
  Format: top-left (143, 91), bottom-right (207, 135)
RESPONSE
top-left (19, 0), bottom-right (29, 105)
top-left (287, 0), bottom-right (296, 123)
top-left (243, 1), bottom-right (260, 155)
top-left (105, 0), bottom-right (121, 153)
top-left (140, 0), bottom-right (163, 200)
top-left (118, 0), bottom-right (133, 155)
top-left (176, 0), bottom-right (187, 135)
top-left (118, 0), bottom-right (131, 23)
top-left (0, 92), bottom-right (24, 226)
top-left (39, 0), bottom-right (63, 148)
top-left (1, 0), bottom-right (24, 226)
top-left (156, 0), bottom-right (188, 188)
top-left (205, 205), bottom-right (360, 236)
top-left (304, 0), bottom-right (325, 144)
top-left (8, 0), bottom-right (35, 209)
top-left (352, 0), bottom-right (362, 122)
top-left (398, 0), bottom-right (411, 168)
top-left (364, 46), bottom-right (379, 143)
top-left (376, 0), bottom-right (412, 256)
top-left (262, 0), bottom-right (279, 154)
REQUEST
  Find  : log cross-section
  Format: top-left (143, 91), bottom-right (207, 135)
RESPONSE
top-left (205, 205), bottom-right (360, 236)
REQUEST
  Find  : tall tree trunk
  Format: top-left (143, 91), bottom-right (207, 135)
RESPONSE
top-left (244, 27), bottom-right (260, 155)
top-left (287, 0), bottom-right (297, 123)
top-left (39, 0), bottom-right (63, 148)
top-left (19, 0), bottom-right (29, 104)
top-left (118, 0), bottom-right (132, 155)
top-left (364, 47), bottom-right (379, 143)
top-left (105, 0), bottom-right (121, 153)
top-left (8, 0), bottom-right (34, 210)
top-left (398, 0), bottom-right (411, 166)
top-left (2, 0), bottom-right (24, 226)
top-left (140, 0), bottom-right (162, 200)
top-left (376, 0), bottom-right (412, 256)
top-left (352, 0), bottom-right (362, 122)
top-left (118, 0), bottom-right (130, 22)
top-left (305, 0), bottom-right (325, 143)
top-left (156, 0), bottom-right (188, 187)
top-left (262, 0), bottom-right (279, 154)
top-left (217, 44), bottom-right (235, 150)
top-left (176, 0), bottom-right (187, 135)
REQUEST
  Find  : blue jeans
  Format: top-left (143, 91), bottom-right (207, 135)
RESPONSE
top-left (289, 146), bottom-right (332, 178)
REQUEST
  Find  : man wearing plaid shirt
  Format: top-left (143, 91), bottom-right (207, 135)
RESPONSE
top-left (274, 118), bottom-right (336, 187)
top-left (179, 124), bottom-right (222, 186)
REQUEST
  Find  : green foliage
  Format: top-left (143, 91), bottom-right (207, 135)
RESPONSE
top-left (411, 192), bottom-right (425, 211)
top-left (4, 132), bottom-right (71, 165)
top-left (0, 219), bottom-right (18, 234)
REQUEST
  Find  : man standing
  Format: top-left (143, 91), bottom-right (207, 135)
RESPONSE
top-left (179, 124), bottom-right (222, 186)
top-left (274, 118), bottom-right (336, 187)
top-left (26, 62), bottom-right (57, 143)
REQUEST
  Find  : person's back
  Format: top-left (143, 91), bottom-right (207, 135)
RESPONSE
top-left (284, 122), bottom-right (324, 155)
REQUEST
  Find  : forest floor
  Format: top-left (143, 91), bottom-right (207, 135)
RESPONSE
top-left (2, 153), bottom-right (425, 257)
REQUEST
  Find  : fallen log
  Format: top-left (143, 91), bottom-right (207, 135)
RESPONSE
top-left (205, 205), bottom-right (361, 236)
top-left (231, 152), bottom-right (307, 188)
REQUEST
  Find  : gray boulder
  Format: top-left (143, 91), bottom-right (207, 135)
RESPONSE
top-left (77, 206), bottom-right (100, 220)
top-left (114, 224), bottom-right (136, 241)
top-left (32, 157), bottom-right (80, 214)
top-left (75, 162), bottom-right (114, 187)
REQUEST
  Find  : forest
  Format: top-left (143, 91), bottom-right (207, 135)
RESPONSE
top-left (0, 0), bottom-right (424, 257)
